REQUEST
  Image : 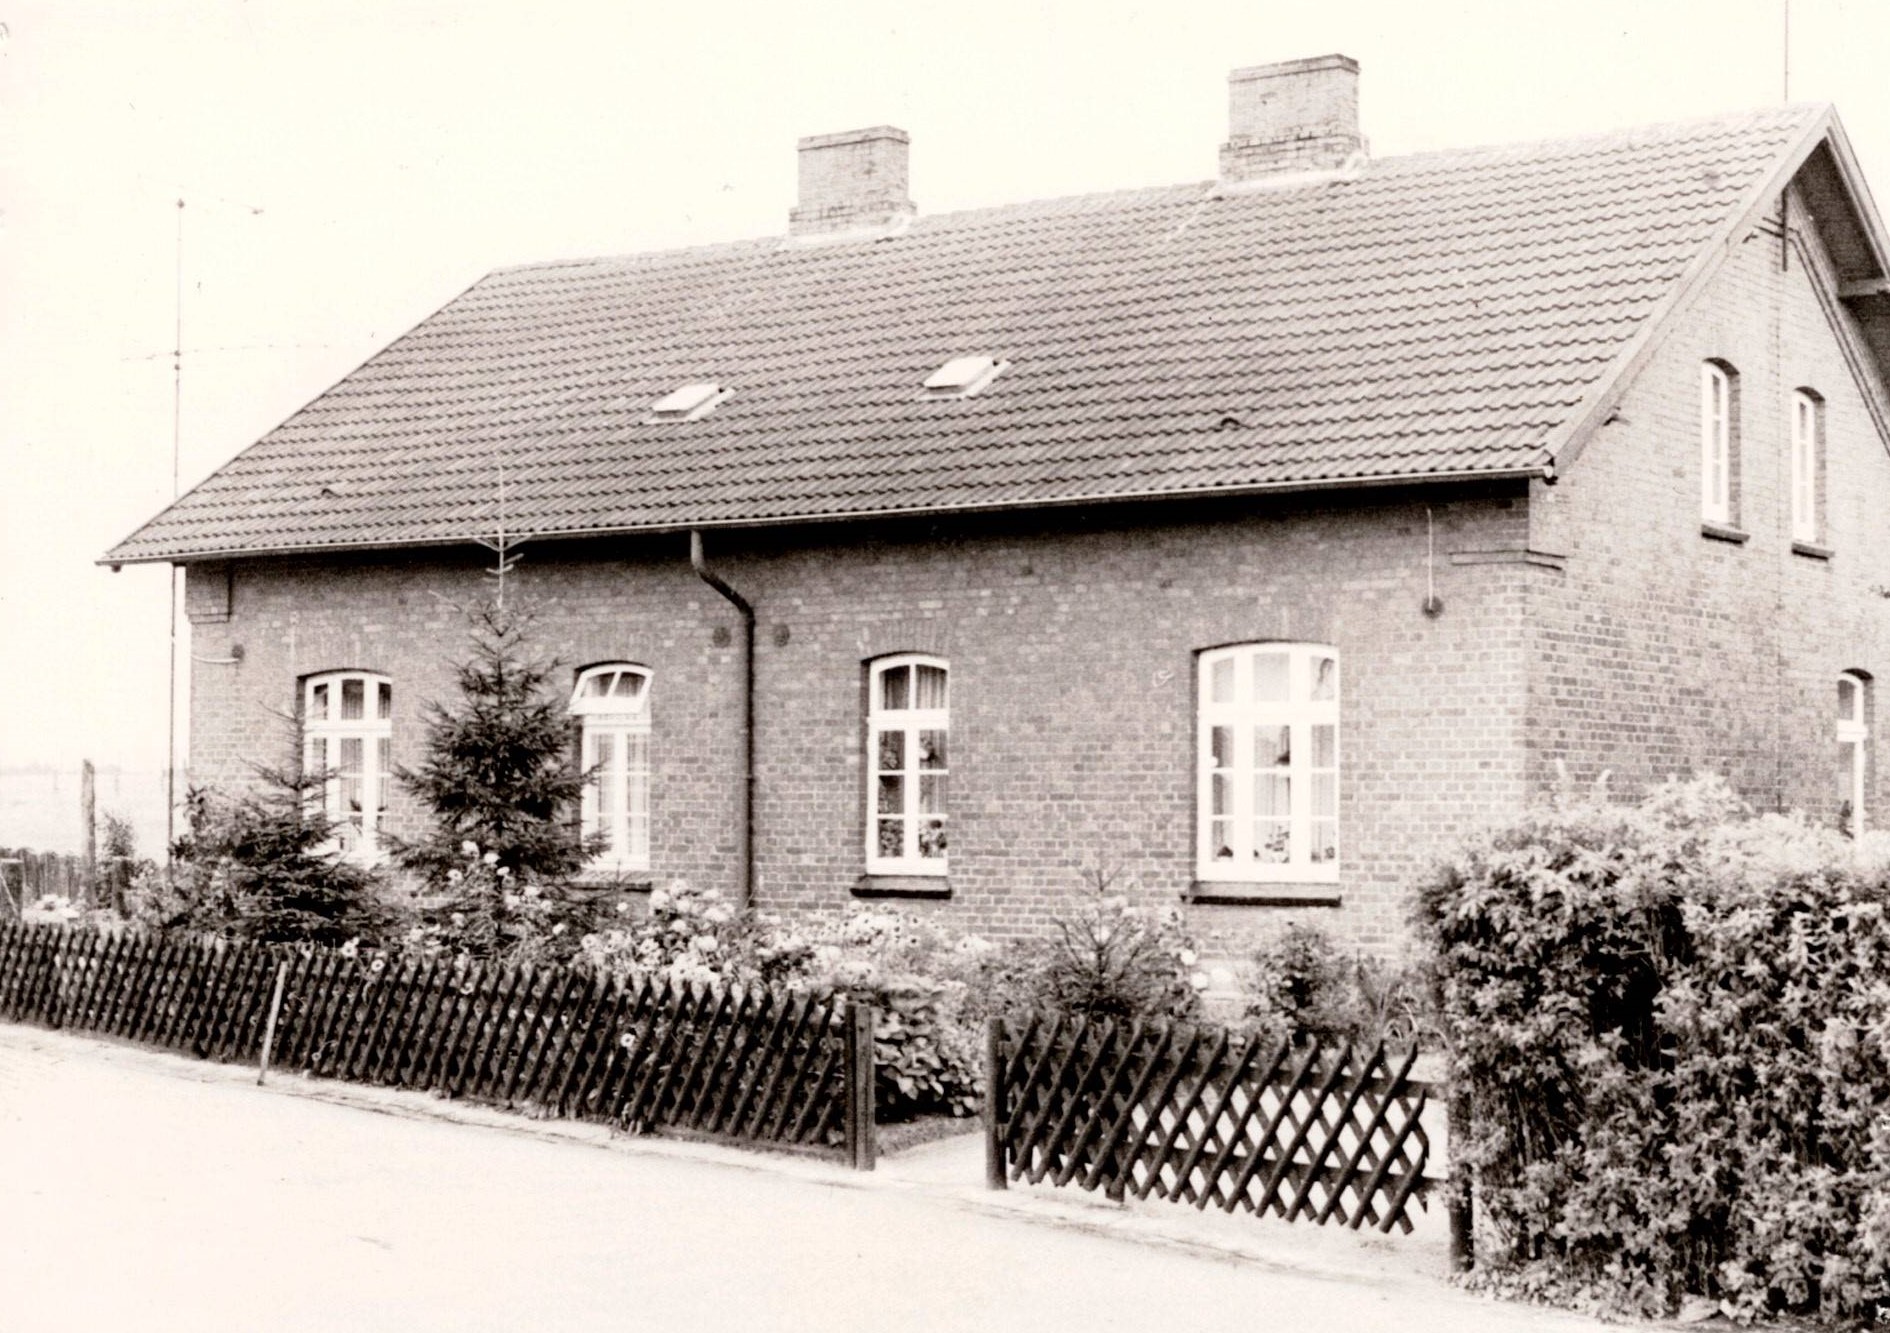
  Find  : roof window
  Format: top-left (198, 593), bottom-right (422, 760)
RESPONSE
top-left (651, 382), bottom-right (730, 421)
top-left (922, 356), bottom-right (1008, 399)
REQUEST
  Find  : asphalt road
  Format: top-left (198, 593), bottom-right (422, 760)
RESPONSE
top-left (0, 1029), bottom-right (1603, 1333)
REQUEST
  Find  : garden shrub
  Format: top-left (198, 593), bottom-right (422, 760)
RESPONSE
top-left (1418, 774), bottom-right (1890, 1323)
top-left (147, 778), bottom-right (397, 946)
top-left (1240, 924), bottom-right (1437, 1051)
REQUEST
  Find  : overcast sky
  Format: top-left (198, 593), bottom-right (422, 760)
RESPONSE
top-left (4, 0), bottom-right (1887, 833)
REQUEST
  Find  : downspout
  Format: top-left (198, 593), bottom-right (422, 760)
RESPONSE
top-left (689, 530), bottom-right (755, 909)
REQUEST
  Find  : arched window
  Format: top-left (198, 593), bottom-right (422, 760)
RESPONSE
top-left (867, 655), bottom-right (948, 875)
top-left (1701, 361), bottom-right (1738, 525)
top-left (1839, 671), bottom-right (1870, 839)
top-left (303, 670), bottom-right (393, 859)
top-left (1197, 643), bottom-right (1339, 882)
top-left (571, 664), bottom-right (652, 871)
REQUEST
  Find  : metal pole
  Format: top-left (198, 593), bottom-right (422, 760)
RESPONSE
top-left (257, 960), bottom-right (289, 1084)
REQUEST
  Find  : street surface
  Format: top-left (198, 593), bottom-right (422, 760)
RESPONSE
top-left (0, 1027), bottom-right (1606, 1332)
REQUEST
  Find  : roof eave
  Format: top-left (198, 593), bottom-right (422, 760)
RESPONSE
top-left (98, 463), bottom-right (1552, 567)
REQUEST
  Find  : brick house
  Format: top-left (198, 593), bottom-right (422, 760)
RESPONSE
top-left (106, 58), bottom-right (1890, 957)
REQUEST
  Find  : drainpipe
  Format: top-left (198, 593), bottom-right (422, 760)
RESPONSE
top-left (689, 530), bottom-right (755, 909)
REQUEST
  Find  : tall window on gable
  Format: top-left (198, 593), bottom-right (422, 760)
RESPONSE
top-left (1197, 643), bottom-right (1339, 883)
top-left (1839, 671), bottom-right (1870, 839)
top-left (304, 671), bottom-right (392, 860)
top-left (571, 665), bottom-right (652, 872)
top-left (1791, 389), bottom-right (1823, 544)
top-left (1701, 361), bottom-right (1737, 525)
top-left (867, 655), bottom-right (948, 875)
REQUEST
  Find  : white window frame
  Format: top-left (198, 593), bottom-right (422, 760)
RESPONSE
top-left (571, 664), bottom-right (653, 873)
top-left (1840, 672), bottom-right (1869, 840)
top-left (1196, 643), bottom-right (1339, 884)
top-left (866, 654), bottom-right (949, 876)
top-left (1791, 389), bottom-right (1821, 544)
top-left (303, 670), bottom-right (393, 862)
top-left (1701, 362), bottom-right (1733, 524)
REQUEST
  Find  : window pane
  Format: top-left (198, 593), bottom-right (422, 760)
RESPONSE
top-left (624, 733), bottom-right (650, 813)
top-left (341, 678), bottom-right (365, 720)
top-left (1252, 653), bottom-right (1289, 702)
top-left (340, 737), bottom-right (363, 814)
top-left (880, 665), bottom-right (910, 711)
top-left (918, 730), bottom-right (947, 770)
top-left (310, 682), bottom-right (328, 722)
top-left (1256, 725), bottom-right (1290, 768)
top-left (1840, 676), bottom-right (1859, 722)
top-left (919, 774), bottom-right (947, 814)
top-left (1210, 819), bottom-right (1234, 860)
top-left (583, 673), bottom-right (613, 698)
top-left (877, 729), bottom-right (904, 772)
top-left (376, 738), bottom-right (390, 812)
top-left (1839, 740), bottom-right (1860, 835)
top-left (1311, 656), bottom-right (1337, 702)
top-left (918, 819), bottom-right (947, 859)
top-left (1254, 821), bottom-right (1290, 863)
top-left (1209, 657), bottom-right (1234, 704)
top-left (1211, 772), bottom-right (1232, 817)
top-left (1255, 772), bottom-right (1290, 818)
top-left (612, 673), bottom-right (640, 699)
top-left (1312, 724), bottom-right (1336, 768)
top-left (913, 664), bottom-right (948, 709)
top-left (1210, 725), bottom-right (1234, 770)
top-left (1313, 772), bottom-right (1337, 818)
top-left (877, 819), bottom-right (904, 859)
top-left (877, 775), bottom-right (904, 815)
top-left (1310, 821), bottom-right (1338, 864)
top-left (378, 681), bottom-right (392, 720)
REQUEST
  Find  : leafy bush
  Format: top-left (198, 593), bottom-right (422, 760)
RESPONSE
top-left (1418, 774), bottom-right (1890, 1323)
top-left (1241, 924), bottom-right (1437, 1050)
top-left (402, 840), bottom-right (574, 965)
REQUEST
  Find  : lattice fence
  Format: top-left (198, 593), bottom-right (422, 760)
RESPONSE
top-left (0, 919), bottom-right (875, 1166)
top-left (986, 1014), bottom-right (1432, 1232)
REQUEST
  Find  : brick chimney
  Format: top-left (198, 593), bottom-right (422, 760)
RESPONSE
top-left (789, 126), bottom-right (916, 238)
top-left (1219, 55), bottom-right (1366, 184)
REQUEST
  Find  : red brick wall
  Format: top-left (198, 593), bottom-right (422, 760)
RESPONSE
top-left (186, 486), bottom-right (1534, 960)
top-left (1528, 194), bottom-right (1890, 824)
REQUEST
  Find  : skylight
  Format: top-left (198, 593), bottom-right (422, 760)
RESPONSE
top-left (922, 356), bottom-right (1008, 399)
top-left (651, 382), bottom-right (730, 421)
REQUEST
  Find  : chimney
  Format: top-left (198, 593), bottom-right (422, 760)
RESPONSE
top-left (789, 126), bottom-right (916, 238)
top-left (1219, 55), bottom-right (1366, 184)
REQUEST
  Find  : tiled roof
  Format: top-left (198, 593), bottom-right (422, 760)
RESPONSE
top-left (106, 105), bottom-right (1826, 564)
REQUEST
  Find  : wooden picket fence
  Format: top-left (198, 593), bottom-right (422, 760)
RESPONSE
top-left (0, 919), bottom-right (875, 1167)
top-left (985, 1014), bottom-right (1432, 1232)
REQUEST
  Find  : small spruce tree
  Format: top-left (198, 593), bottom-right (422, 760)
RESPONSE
top-left (156, 771), bottom-right (392, 945)
top-left (391, 603), bottom-right (594, 890)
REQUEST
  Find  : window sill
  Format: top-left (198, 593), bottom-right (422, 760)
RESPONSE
top-left (1187, 881), bottom-right (1341, 907)
top-left (1700, 521), bottom-right (1750, 544)
top-left (1791, 540), bottom-right (1834, 561)
top-left (567, 875), bottom-right (654, 894)
top-left (854, 874), bottom-right (951, 900)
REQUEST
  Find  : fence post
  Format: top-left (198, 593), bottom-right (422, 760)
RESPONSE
top-left (80, 760), bottom-right (97, 908)
top-left (1446, 1077), bottom-right (1474, 1271)
top-left (984, 1016), bottom-right (1007, 1190)
top-left (257, 961), bottom-right (290, 1085)
top-left (843, 1000), bottom-right (877, 1171)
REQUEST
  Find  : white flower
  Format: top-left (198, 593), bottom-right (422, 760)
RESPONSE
top-left (339, 938), bottom-right (359, 959)
top-left (615, 901), bottom-right (631, 915)
top-left (1178, 949), bottom-right (1198, 968)
top-left (460, 840), bottom-right (479, 857)
top-left (552, 922), bottom-right (567, 936)
top-left (447, 869), bottom-right (463, 884)
top-left (496, 866), bottom-right (511, 879)
top-left (649, 889), bottom-right (671, 912)
top-left (482, 850), bottom-right (499, 866)
top-left (522, 882), bottom-right (539, 897)
top-left (691, 934), bottom-right (719, 954)
top-left (1189, 971), bottom-right (1211, 992)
